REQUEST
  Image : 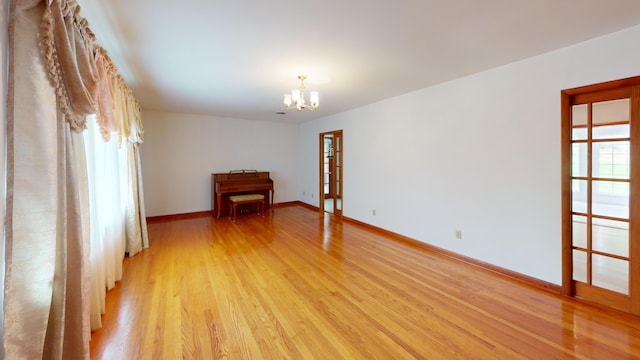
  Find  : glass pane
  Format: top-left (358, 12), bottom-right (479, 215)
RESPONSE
top-left (572, 127), bottom-right (587, 141)
top-left (324, 137), bottom-right (333, 157)
top-left (592, 218), bottom-right (628, 258)
top-left (572, 215), bottom-right (587, 249)
top-left (572, 143), bottom-right (587, 177)
top-left (593, 99), bottom-right (629, 125)
top-left (573, 249), bottom-right (587, 283)
top-left (572, 104), bottom-right (588, 127)
top-left (572, 180), bottom-right (588, 214)
top-left (335, 167), bottom-right (340, 183)
top-left (336, 195), bottom-right (342, 211)
top-left (592, 181), bottom-right (629, 219)
top-left (593, 124), bottom-right (629, 139)
top-left (594, 141), bottom-right (629, 180)
top-left (592, 254), bottom-right (628, 295)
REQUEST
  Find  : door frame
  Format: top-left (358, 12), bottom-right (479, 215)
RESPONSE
top-left (319, 130), bottom-right (343, 219)
top-left (561, 75), bottom-right (640, 315)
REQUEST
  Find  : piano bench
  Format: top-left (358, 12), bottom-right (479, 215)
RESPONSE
top-left (229, 194), bottom-right (265, 222)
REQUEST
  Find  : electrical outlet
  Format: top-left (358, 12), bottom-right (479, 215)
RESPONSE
top-left (372, 209), bottom-right (376, 216)
top-left (303, 191), bottom-right (306, 197)
top-left (455, 230), bottom-right (462, 240)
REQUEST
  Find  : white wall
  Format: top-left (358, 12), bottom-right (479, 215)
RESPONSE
top-left (139, 25), bottom-right (640, 284)
top-left (299, 24), bottom-right (640, 285)
top-left (140, 110), bottom-right (299, 216)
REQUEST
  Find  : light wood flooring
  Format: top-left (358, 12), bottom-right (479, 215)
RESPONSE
top-left (90, 205), bottom-right (640, 359)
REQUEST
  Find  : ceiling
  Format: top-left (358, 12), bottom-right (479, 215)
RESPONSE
top-left (78, 0), bottom-right (640, 123)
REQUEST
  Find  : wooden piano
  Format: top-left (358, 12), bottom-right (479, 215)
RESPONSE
top-left (212, 170), bottom-right (274, 218)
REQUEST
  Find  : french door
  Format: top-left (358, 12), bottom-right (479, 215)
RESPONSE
top-left (562, 76), bottom-right (640, 315)
top-left (320, 130), bottom-right (343, 218)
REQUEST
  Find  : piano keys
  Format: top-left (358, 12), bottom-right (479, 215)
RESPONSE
top-left (212, 170), bottom-right (274, 218)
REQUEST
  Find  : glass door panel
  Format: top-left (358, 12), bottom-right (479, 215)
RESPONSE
top-left (334, 132), bottom-right (343, 214)
top-left (571, 143), bottom-right (587, 177)
top-left (591, 180), bottom-right (628, 218)
top-left (323, 137), bottom-right (332, 197)
top-left (594, 141), bottom-right (629, 179)
top-left (573, 249), bottom-right (587, 283)
top-left (592, 99), bottom-right (629, 125)
top-left (572, 104), bottom-right (588, 126)
top-left (592, 254), bottom-right (629, 295)
top-left (593, 124), bottom-right (629, 139)
top-left (572, 215), bottom-right (587, 249)
top-left (567, 90), bottom-right (633, 312)
top-left (571, 179), bottom-right (588, 214)
top-left (592, 218), bottom-right (628, 258)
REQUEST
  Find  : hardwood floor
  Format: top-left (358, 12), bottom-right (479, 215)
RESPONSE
top-left (90, 205), bottom-right (640, 359)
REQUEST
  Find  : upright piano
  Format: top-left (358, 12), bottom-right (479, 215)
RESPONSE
top-left (212, 170), bottom-right (274, 218)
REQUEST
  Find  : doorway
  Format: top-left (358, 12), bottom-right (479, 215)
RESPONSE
top-left (562, 76), bottom-right (640, 315)
top-left (320, 130), bottom-right (343, 218)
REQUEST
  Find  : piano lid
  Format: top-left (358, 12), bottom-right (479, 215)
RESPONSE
top-left (213, 170), bottom-right (271, 182)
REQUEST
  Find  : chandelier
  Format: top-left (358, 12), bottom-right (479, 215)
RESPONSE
top-left (283, 75), bottom-right (319, 111)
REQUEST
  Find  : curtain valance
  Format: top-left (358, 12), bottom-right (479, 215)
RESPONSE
top-left (39, 0), bottom-right (143, 143)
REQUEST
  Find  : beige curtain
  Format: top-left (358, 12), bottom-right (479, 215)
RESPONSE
top-left (5, 1), bottom-right (90, 357)
top-left (123, 142), bottom-right (149, 256)
top-left (4, 0), bottom-right (146, 357)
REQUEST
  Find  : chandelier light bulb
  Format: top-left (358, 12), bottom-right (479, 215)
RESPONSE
top-left (291, 89), bottom-right (301, 102)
